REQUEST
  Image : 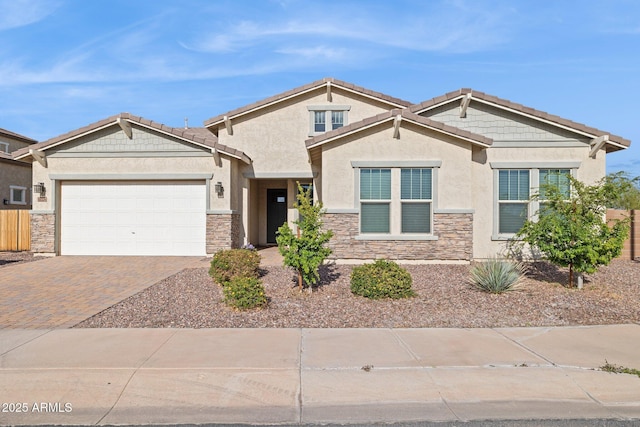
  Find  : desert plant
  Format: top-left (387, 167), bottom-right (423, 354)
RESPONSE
top-left (469, 258), bottom-right (526, 293)
top-left (350, 259), bottom-right (415, 299)
top-left (222, 276), bottom-right (267, 310)
top-left (209, 248), bottom-right (261, 286)
top-left (277, 183), bottom-right (333, 291)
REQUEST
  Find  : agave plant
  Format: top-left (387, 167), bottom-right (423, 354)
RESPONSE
top-left (469, 258), bottom-right (526, 294)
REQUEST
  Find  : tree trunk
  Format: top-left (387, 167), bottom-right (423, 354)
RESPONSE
top-left (298, 270), bottom-right (303, 292)
top-left (568, 263), bottom-right (574, 288)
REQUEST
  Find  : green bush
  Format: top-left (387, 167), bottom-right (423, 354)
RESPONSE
top-left (209, 249), bottom-right (261, 285)
top-left (223, 276), bottom-right (268, 310)
top-left (469, 258), bottom-right (525, 293)
top-left (350, 259), bottom-right (415, 299)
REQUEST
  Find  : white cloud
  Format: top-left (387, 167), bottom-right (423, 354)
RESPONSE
top-left (0, 0), bottom-right (60, 31)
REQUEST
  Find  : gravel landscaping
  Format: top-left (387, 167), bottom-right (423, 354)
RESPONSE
top-left (0, 251), bottom-right (44, 268)
top-left (75, 259), bottom-right (640, 328)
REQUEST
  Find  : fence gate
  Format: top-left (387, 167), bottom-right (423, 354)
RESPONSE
top-left (0, 210), bottom-right (31, 251)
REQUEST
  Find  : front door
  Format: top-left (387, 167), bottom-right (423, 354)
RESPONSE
top-left (267, 189), bottom-right (287, 244)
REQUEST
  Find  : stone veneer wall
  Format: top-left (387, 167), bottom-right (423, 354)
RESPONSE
top-left (31, 212), bottom-right (56, 254)
top-left (323, 212), bottom-right (473, 260)
top-left (206, 213), bottom-right (241, 254)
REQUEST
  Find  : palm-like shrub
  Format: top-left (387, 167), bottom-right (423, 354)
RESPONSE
top-left (470, 258), bottom-right (525, 293)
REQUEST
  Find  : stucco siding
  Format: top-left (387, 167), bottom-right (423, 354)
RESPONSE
top-left (216, 87), bottom-right (397, 176)
top-left (0, 160), bottom-right (32, 209)
top-left (320, 121), bottom-right (473, 211)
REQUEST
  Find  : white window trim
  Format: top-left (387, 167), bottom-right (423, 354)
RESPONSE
top-left (308, 105), bottom-right (351, 136)
top-left (354, 165), bottom-right (439, 240)
top-left (0, 142), bottom-right (9, 153)
top-left (492, 168), bottom-right (576, 240)
top-left (9, 185), bottom-right (27, 205)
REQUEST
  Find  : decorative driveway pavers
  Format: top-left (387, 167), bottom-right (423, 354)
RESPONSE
top-left (0, 256), bottom-right (204, 329)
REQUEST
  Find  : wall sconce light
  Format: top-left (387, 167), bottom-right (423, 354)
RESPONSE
top-left (215, 182), bottom-right (224, 197)
top-left (33, 182), bottom-right (46, 196)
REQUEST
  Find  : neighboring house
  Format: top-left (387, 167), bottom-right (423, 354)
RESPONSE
top-left (14, 78), bottom-right (631, 259)
top-left (0, 128), bottom-right (36, 209)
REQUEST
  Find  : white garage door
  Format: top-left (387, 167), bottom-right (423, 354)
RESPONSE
top-left (61, 181), bottom-right (206, 256)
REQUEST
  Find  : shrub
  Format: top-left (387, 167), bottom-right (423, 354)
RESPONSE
top-left (469, 258), bottom-right (525, 293)
top-left (350, 260), bottom-right (415, 299)
top-left (209, 249), bottom-right (261, 285)
top-left (223, 276), bottom-right (268, 310)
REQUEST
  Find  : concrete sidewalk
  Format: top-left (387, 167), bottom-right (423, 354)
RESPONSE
top-left (1, 325), bottom-right (639, 425)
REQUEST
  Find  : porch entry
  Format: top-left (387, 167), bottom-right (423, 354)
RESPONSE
top-left (266, 188), bottom-right (287, 244)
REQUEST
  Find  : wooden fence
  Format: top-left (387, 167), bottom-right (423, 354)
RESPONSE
top-left (607, 209), bottom-right (638, 260)
top-left (0, 210), bottom-right (31, 251)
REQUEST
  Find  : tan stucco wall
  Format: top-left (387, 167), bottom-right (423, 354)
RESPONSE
top-left (1, 134), bottom-right (32, 154)
top-left (216, 87), bottom-right (397, 176)
top-left (472, 144), bottom-right (605, 259)
top-left (320, 121), bottom-right (473, 211)
top-left (0, 159), bottom-right (32, 209)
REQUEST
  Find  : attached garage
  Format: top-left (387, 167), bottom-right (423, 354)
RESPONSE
top-left (60, 181), bottom-right (206, 256)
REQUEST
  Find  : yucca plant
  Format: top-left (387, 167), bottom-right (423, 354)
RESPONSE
top-left (469, 258), bottom-right (526, 294)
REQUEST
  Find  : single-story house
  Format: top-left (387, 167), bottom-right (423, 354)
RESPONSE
top-left (1, 128), bottom-right (36, 209)
top-left (14, 78), bottom-right (631, 260)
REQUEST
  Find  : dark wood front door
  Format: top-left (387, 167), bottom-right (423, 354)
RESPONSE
top-left (267, 189), bottom-right (287, 244)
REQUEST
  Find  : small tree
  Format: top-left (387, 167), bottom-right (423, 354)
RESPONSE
top-left (276, 183), bottom-right (334, 291)
top-left (515, 175), bottom-right (629, 288)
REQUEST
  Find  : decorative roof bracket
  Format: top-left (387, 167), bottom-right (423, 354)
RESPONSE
top-left (589, 134), bottom-right (609, 158)
top-left (29, 148), bottom-right (47, 167)
top-left (223, 116), bottom-right (233, 136)
top-left (117, 117), bottom-right (133, 139)
top-left (393, 114), bottom-right (402, 139)
top-left (459, 92), bottom-right (472, 118)
top-left (326, 81), bottom-right (333, 102)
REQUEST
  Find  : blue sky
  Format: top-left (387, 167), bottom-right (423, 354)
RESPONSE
top-left (2, 0), bottom-right (639, 176)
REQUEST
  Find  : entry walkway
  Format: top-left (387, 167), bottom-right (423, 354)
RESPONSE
top-left (0, 256), bottom-right (204, 328)
top-left (0, 325), bottom-right (639, 425)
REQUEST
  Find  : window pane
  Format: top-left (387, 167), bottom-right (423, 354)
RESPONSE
top-left (360, 169), bottom-right (390, 200)
top-left (12, 188), bottom-right (24, 202)
top-left (499, 203), bottom-right (528, 233)
top-left (540, 169), bottom-right (570, 199)
top-left (331, 111), bottom-right (343, 130)
top-left (401, 168), bottom-right (432, 200)
top-left (402, 202), bottom-right (431, 233)
top-left (361, 203), bottom-right (390, 233)
top-left (314, 111), bottom-right (325, 132)
top-left (499, 170), bottom-right (529, 200)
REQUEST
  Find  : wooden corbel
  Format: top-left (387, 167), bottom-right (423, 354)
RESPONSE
top-left (393, 114), bottom-right (402, 139)
top-left (459, 92), bottom-right (472, 118)
top-left (589, 134), bottom-right (609, 158)
top-left (29, 148), bottom-right (47, 167)
top-left (223, 115), bottom-right (233, 136)
top-left (117, 117), bottom-right (133, 139)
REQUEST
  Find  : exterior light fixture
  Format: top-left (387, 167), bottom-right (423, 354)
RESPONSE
top-left (215, 182), bottom-right (224, 197)
top-left (33, 182), bottom-right (46, 196)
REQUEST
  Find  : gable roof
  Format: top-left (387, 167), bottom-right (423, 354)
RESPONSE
top-left (204, 77), bottom-right (412, 128)
top-left (306, 108), bottom-right (493, 149)
top-left (410, 88), bottom-right (630, 152)
top-left (0, 127), bottom-right (37, 144)
top-left (13, 113), bottom-right (251, 163)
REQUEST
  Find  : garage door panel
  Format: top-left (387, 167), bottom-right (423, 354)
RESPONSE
top-left (61, 181), bottom-right (206, 256)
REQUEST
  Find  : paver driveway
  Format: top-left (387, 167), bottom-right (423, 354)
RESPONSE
top-left (0, 256), bottom-right (206, 329)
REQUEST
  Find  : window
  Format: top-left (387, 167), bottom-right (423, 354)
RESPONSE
top-left (308, 105), bottom-right (350, 135)
top-left (9, 186), bottom-right (27, 205)
top-left (359, 167), bottom-right (434, 235)
top-left (313, 111), bottom-right (326, 133)
top-left (360, 169), bottom-right (391, 233)
top-left (498, 170), bottom-right (530, 234)
top-left (539, 169), bottom-right (571, 214)
top-left (331, 111), bottom-right (344, 130)
top-left (0, 142), bottom-right (8, 153)
top-left (494, 166), bottom-right (576, 237)
top-left (401, 168), bottom-right (432, 233)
